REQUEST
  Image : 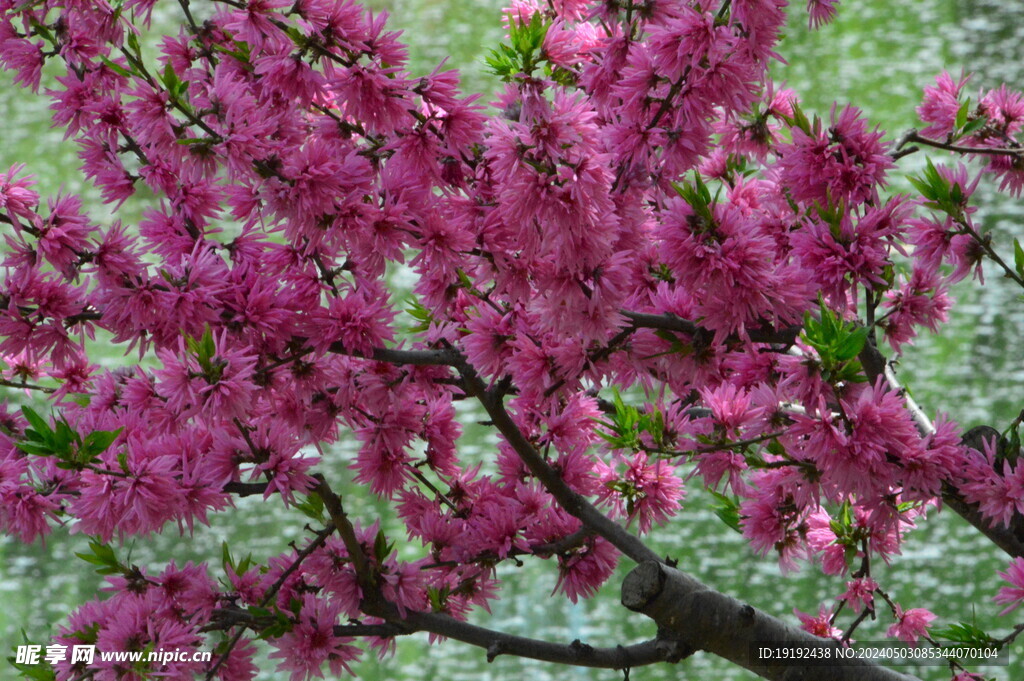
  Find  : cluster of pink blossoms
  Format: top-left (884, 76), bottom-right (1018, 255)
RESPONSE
top-left (0, 0), bottom-right (1022, 679)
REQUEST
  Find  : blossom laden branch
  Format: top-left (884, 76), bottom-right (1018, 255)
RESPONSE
top-left (0, 0), bottom-right (1021, 680)
top-left (621, 311), bottom-right (802, 346)
top-left (314, 475), bottom-right (373, 588)
top-left (457, 359), bottom-right (663, 566)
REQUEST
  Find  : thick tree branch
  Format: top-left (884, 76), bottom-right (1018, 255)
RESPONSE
top-left (622, 311), bottom-right (802, 346)
top-left (362, 601), bottom-right (689, 669)
top-left (223, 481), bottom-right (268, 497)
top-left (941, 481), bottom-right (1024, 558)
top-left (327, 343), bottom-right (462, 367)
top-left (622, 561), bottom-right (921, 681)
top-left (213, 602), bottom-right (687, 669)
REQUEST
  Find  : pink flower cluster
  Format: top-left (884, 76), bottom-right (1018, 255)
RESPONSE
top-left (0, 0), bottom-right (1017, 679)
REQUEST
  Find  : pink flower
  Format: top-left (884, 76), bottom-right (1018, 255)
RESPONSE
top-left (841, 577), bottom-right (877, 613)
top-left (794, 604), bottom-right (841, 638)
top-left (329, 62), bottom-right (412, 134)
top-left (554, 535), bottom-right (618, 603)
top-left (268, 594), bottom-right (361, 680)
top-left (886, 605), bottom-right (936, 645)
top-left (214, 637), bottom-right (260, 681)
top-left (0, 163), bottom-right (39, 223)
top-left (994, 557), bottom-right (1024, 615)
top-left (595, 452), bottom-right (684, 534)
top-left (980, 84), bottom-right (1024, 136)
top-left (776, 104), bottom-right (892, 209)
top-left (220, 0), bottom-right (291, 52)
top-left (959, 434), bottom-right (1024, 529)
top-left (0, 465), bottom-right (59, 543)
top-left (254, 46), bottom-right (327, 103)
top-left (462, 305), bottom-right (515, 379)
top-left (918, 71), bottom-right (970, 138)
top-left (806, 0), bottom-right (839, 29)
top-left (0, 35), bottom-right (44, 92)
top-left (700, 383), bottom-right (760, 435)
top-left (307, 286), bottom-right (395, 357)
top-left (352, 406), bottom-right (418, 498)
top-left (381, 559), bottom-right (427, 617)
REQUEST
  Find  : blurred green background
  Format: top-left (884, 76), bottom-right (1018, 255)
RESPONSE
top-left (2, 1), bottom-right (1023, 680)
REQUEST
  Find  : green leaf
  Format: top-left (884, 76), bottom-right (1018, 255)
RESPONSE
top-left (783, 101), bottom-right (813, 135)
top-left (955, 98), bottom-right (969, 131)
top-left (98, 55), bottom-right (133, 78)
top-left (959, 115), bottom-right (988, 138)
top-left (406, 299), bottom-right (436, 333)
top-left (931, 621), bottom-right (998, 647)
top-left (200, 326), bottom-right (216, 362)
top-left (187, 325), bottom-right (217, 374)
top-left (1014, 238), bottom-right (1024, 279)
top-left (14, 442), bottom-right (54, 456)
top-left (161, 62), bottom-right (180, 94)
top-left (671, 172), bottom-right (716, 227)
top-left (485, 44), bottom-right (519, 80)
top-left (427, 586), bottom-right (450, 612)
top-left (909, 158), bottom-right (955, 213)
top-left (834, 326), bottom-right (868, 362)
top-left (833, 359), bottom-right (867, 384)
top-left (294, 492), bottom-right (326, 523)
top-left (20, 406), bottom-right (50, 438)
top-left (53, 418), bottom-right (81, 456)
top-left (245, 605), bottom-right (273, 619)
top-left (7, 660), bottom-right (56, 681)
top-left (80, 428), bottom-right (123, 460)
top-left (236, 552), bottom-right (253, 577)
top-left (125, 30), bottom-right (140, 57)
top-left (906, 174), bottom-right (937, 201)
top-left (222, 541), bottom-right (235, 572)
top-left (75, 540), bottom-right (121, 575)
top-left (374, 528), bottom-right (394, 563)
top-left (1007, 425), bottom-right (1022, 465)
top-left (708, 490), bottom-right (742, 533)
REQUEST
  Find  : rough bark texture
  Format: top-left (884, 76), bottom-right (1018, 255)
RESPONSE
top-left (621, 562), bottom-right (922, 681)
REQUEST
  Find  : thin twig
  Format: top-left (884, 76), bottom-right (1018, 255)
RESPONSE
top-left (898, 129), bottom-right (1024, 157)
top-left (0, 378), bottom-right (55, 394)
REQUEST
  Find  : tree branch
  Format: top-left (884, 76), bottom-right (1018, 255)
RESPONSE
top-left (328, 343), bottom-right (462, 367)
top-left (621, 311), bottom-right (801, 345)
top-left (223, 481), bottom-right (268, 497)
top-left (897, 129), bottom-right (1024, 157)
top-left (0, 378), bottom-right (55, 393)
top-left (621, 561), bottom-right (921, 681)
top-left (314, 474), bottom-right (373, 587)
top-left (361, 601), bottom-right (689, 669)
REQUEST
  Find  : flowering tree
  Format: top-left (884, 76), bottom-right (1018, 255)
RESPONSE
top-left (2, 0), bottom-right (1024, 679)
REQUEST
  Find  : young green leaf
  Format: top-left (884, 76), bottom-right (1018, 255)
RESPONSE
top-left (20, 406), bottom-right (50, 438)
top-left (708, 490), bottom-right (742, 533)
top-left (1014, 238), bottom-right (1024, 279)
